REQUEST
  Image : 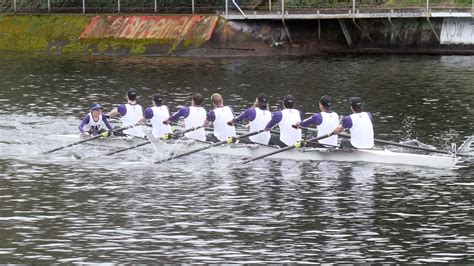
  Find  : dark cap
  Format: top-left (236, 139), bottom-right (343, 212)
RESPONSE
top-left (90, 103), bottom-right (103, 110)
top-left (257, 93), bottom-right (268, 104)
top-left (152, 93), bottom-right (163, 105)
top-left (127, 89), bottom-right (138, 101)
top-left (350, 97), bottom-right (363, 109)
top-left (320, 95), bottom-right (332, 109)
top-left (284, 95), bottom-right (295, 108)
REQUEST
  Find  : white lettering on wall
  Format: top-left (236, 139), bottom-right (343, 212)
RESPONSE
top-left (441, 18), bottom-right (474, 44)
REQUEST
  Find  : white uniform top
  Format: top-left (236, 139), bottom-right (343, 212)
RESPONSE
top-left (121, 103), bottom-right (144, 138)
top-left (349, 112), bottom-right (374, 148)
top-left (150, 106), bottom-right (172, 138)
top-left (317, 111), bottom-right (339, 146)
top-left (279, 109), bottom-right (302, 146)
top-left (212, 106), bottom-right (236, 141)
top-left (83, 113), bottom-right (107, 132)
top-left (249, 108), bottom-right (271, 145)
top-left (183, 106), bottom-right (206, 141)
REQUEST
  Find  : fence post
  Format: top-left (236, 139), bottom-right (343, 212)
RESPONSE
top-left (48, 0), bottom-right (51, 13)
top-left (225, 0), bottom-right (228, 19)
top-left (154, 0), bottom-right (157, 13)
top-left (118, 0), bottom-right (121, 13)
top-left (83, 0), bottom-right (86, 13)
top-left (281, 0), bottom-right (284, 18)
top-left (192, 0), bottom-right (194, 13)
top-left (13, 0), bottom-right (16, 13)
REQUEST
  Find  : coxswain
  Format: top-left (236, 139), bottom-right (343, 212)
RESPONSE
top-left (333, 97), bottom-right (374, 149)
top-left (141, 93), bottom-right (173, 139)
top-left (228, 93), bottom-right (271, 145)
top-left (107, 89), bottom-right (145, 138)
top-left (294, 95), bottom-right (339, 146)
top-left (206, 93), bottom-right (236, 142)
top-left (79, 103), bottom-right (114, 136)
top-left (163, 93), bottom-right (206, 141)
top-left (265, 95), bottom-right (302, 147)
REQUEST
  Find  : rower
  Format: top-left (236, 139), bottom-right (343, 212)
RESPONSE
top-left (333, 97), bottom-right (374, 149)
top-left (293, 95), bottom-right (339, 146)
top-left (265, 95), bottom-right (302, 147)
top-left (79, 103), bottom-right (114, 136)
top-left (163, 93), bottom-right (206, 141)
top-left (228, 93), bottom-right (271, 145)
top-left (107, 89), bottom-right (145, 138)
top-left (206, 93), bottom-right (236, 142)
top-left (141, 93), bottom-right (173, 139)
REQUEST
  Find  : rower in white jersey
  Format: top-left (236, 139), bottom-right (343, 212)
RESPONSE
top-left (294, 95), bottom-right (339, 146)
top-left (206, 93), bottom-right (236, 142)
top-left (79, 103), bottom-right (114, 136)
top-left (265, 95), bottom-right (302, 147)
top-left (228, 93), bottom-right (271, 145)
top-left (107, 89), bottom-right (145, 138)
top-left (163, 93), bottom-right (206, 141)
top-left (141, 93), bottom-right (172, 138)
top-left (333, 97), bottom-right (374, 149)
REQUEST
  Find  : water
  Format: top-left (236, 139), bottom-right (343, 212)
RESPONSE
top-left (0, 54), bottom-right (473, 263)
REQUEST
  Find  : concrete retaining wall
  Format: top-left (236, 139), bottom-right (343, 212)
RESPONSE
top-left (0, 14), bottom-right (472, 56)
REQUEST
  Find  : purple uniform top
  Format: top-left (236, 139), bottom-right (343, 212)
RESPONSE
top-left (341, 112), bottom-right (373, 128)
top-left (265, 110), bottom-right (283, 129)
top-left (233, 107), bottom-right (257, 123)
top-left (298, 113), bottom-right (323, 127)
top-left (78, 113), bottom-right (114, 133)
top-left (117, 104), bottom-right (127, 116)
top-left (143, 107), bottom-right (154, 119)
top-left (168, 106), bottom-right (190, 122)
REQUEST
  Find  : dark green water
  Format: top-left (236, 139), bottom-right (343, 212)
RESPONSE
top-left (0, 54), bottom-right (472, 263)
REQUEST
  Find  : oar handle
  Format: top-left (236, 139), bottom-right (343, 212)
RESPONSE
top-left (43, 123), bottom-right (139, 154)
top-left (241, 132), bottom-right (333, 164)
top-left (155, 129), bottom-right (266, 164)
top-left (104, 125), bottom-right (206, 157)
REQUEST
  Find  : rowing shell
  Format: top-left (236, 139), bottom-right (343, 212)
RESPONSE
top-left (151, 140), bottom-right (460, 169)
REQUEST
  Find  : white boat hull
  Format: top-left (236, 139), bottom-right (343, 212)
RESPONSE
top-left (154, 140), bottom-right (459, 169)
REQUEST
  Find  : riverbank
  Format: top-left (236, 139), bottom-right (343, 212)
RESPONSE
top-left (0, 14), bottom-right (472, 56)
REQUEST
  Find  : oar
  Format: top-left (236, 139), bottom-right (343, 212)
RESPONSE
top-left (155, 129), bottom-right (266, 164)
top-left (300, 126), bottom-right (473, 157)
top-left (104, 125), bottom-right (204, 156)
top-left (43, 124), bottom-right (138, 154)
top-left (241, 132), bottom-right (334, 164)
top-left (338, 133), bottom-right (462, 156)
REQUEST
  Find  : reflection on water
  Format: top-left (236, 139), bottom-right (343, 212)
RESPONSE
top-left (0, 54), bottom-right (473, 263)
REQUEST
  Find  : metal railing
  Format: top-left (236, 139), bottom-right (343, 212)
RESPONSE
top-left (0, 0), bottom-right (472, 15)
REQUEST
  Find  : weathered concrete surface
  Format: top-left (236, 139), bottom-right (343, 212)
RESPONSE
top-left (0, 14), bottom-right (472, 56)
top-left (80, 15), bottom-right (218, 41)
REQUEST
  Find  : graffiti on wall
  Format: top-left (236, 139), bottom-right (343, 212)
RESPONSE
top-left (440, 18), bottom-right (474, 45)
top-left (80, 15), bottom-right (218, 40)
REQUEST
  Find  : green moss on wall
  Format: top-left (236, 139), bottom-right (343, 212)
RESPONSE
top-left (0, 14), bottom-right (91, 52)
top-left (0, 14), bottom-right (212, 55)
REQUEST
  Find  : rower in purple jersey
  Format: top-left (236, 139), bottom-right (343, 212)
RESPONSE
top-left (107, 89), bottom-right (145, 138)
top-left (163, 93), bottom-right (206, 141)
top-left (205, 93), bottom-right (236, 142)
top-left (333, 97), bottom-right (374, 149)
top-left (228, 93), bottom-right (271, 145)
top-left (141, 93), bottom-right (172, 138)
top-left (294, 95), bottom-right (339, 146)
top-left (265, 95), bottom-right (302, 147)
top-left (79, 103), bottom-right (114, 136)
